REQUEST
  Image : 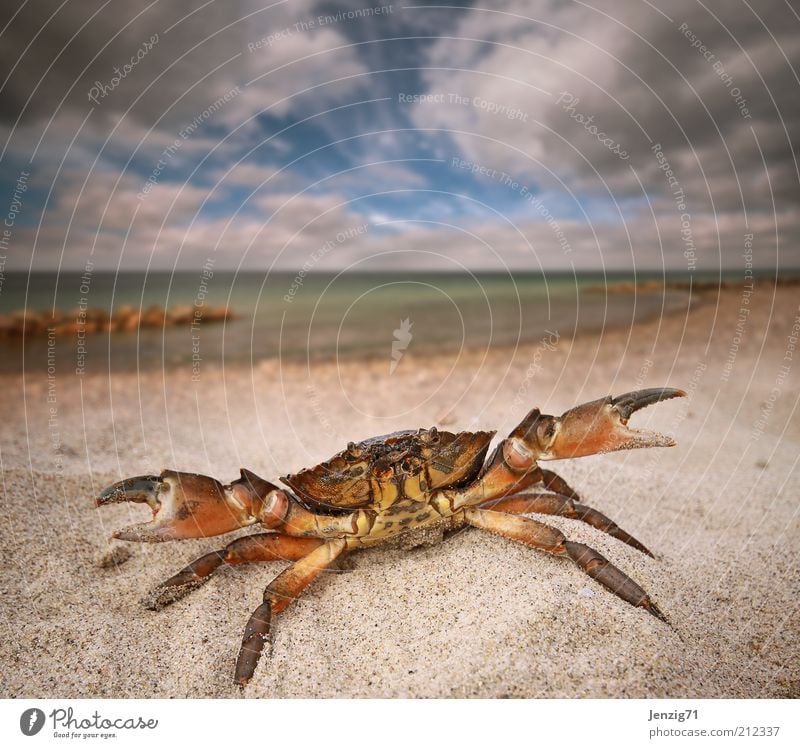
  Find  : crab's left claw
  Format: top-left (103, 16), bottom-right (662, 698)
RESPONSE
top-left (96, 469), bottom-right (269, 542)
top-left (519, 387), bottom-right (686, 460)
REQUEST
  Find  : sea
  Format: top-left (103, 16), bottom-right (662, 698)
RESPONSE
top-left (0, 270), bottom-right (770, 374)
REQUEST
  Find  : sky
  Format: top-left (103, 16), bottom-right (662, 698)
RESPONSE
top-left (0, 0), bottom-right (798, 273)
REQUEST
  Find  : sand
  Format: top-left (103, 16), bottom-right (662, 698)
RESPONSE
top-left (1, 285), bottom-right (798, 698)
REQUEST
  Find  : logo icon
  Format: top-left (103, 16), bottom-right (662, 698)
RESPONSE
top-left (390, 318), bottom-right (413, 375)
top-left (20, 708), bottom-right (45, 736)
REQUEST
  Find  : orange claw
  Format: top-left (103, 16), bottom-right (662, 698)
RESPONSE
top-left (96, 469), bottom-right (274, 542)
top-left (516, 387), bottom-right (686, 460)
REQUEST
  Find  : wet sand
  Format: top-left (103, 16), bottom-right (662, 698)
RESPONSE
top-left (1, 285), bottom-right (798, 697)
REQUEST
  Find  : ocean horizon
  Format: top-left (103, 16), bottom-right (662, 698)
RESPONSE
top-left (0, 270), bottom-right (790, 374)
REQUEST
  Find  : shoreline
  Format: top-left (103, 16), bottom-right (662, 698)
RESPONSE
top-left (0, 280), bottom-right (704, 376)
top-left (1, 285), bottom-right (798, 697)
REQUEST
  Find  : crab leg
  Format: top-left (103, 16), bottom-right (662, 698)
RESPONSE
top-left (537, 468), bottom-right (581, 500)
top-left (464, 508), bottom-right (666, 622)
top-left (477, 492), bottom-right (653, 556)
top-left (145, 534), bottom-right (324, 610)
top-left (235, 538), bottom-right (346, 687)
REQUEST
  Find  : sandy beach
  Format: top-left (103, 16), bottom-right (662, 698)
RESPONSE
top-left (1, 285), bottom-right (798, 698)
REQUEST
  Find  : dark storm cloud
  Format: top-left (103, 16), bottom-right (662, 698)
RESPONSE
top-left (409, 0), bottom-right (799, 269)
top-left (0, 0), bottom-right (797, 271)
top-left (1, 1), bottom-right (238, 127)
top-left (414, 0), bottom-right (799, 210)
top-left (0, 0), bottom-right (381, 137)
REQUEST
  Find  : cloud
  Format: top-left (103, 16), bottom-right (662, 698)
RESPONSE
top-left (0, 0), bottom-right (372, 174)
top-left (1, 1), bottom-right (797, 273)
top-left (411, 0), bottom-right (799, 214)
top-left (0, 0), bottom-right (369, 124)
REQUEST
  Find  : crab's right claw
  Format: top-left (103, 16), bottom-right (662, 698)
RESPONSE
top-left (96, 469), bottom-right (269, 542)
top-left (542, 387), bottom-right (686, 459)
top-left (508, 387), bottom-right (686, 463)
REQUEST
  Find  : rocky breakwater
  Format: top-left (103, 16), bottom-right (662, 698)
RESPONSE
top-left (0, 303), bottom-right (237, 338)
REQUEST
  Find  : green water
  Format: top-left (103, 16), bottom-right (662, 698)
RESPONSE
top-left (0, 271), bottom-right (713, 373)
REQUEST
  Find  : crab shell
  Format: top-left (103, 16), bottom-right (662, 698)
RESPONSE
top-left (281, 428), bottom-right (496, 513)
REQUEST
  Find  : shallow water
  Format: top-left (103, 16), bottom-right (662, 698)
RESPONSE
top-left (0, 271), bottom-right (700, 373)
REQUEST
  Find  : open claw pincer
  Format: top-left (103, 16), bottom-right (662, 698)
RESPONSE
top-left (512, 387), bottom-right (687, 460)
top-left (96, 475), bottom-right (162, 509)
top-left (95, 469), bottom-right (270, 542)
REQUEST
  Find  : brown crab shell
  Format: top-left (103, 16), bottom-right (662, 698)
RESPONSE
top-left (281, 428), bottom-right (496, 513)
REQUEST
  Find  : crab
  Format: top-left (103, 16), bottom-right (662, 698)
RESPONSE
top-left (97, 387), bottom-right (684, 686)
